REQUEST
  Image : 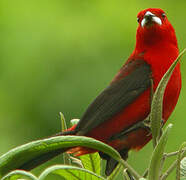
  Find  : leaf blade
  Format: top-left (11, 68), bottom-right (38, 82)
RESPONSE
top-left (0, 135), bottom-right (121, 178)
top-left (80, 152), bottom-right (101, 175)
top-left (39, 165), bottom-right (106, 180)
top-left (107, 164), bottom-right (123, 180)
top-left (180, 157), bottom-right (186, 179)
top-left (1, 170), bottom-right (38, 180)
top-left (148, 124), bottom-right (173, 180)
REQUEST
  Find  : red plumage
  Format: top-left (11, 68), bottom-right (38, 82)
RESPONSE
top-left (67, 8), bottom-right (181, 155)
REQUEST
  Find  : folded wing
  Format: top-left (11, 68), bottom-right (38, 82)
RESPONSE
top-left (75, 60), bottom-right (152, 135)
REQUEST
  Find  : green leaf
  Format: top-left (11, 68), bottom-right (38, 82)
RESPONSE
top-left (180, 157), bottom-right (186, 179)
top-left (0, 135), bottom-right (121, 178)
top-left (39, 165), bottom-right (106, 180)
top-left (176, 142), bottom-right (186, 180)
top-left (148, 124), bottom-right (173, 180)
top-left (150, 49), bottom-right (186, 148)
top-left (60, 112), bottom-right (68, 132)
top-left (107, 164), bottom-right (123, 180)
top-left (80, 152), bottom-right (101, 175)
top-left (59, 112), bottom-right (71, 165)
top-left (1, 170), bottom-right (38, 180)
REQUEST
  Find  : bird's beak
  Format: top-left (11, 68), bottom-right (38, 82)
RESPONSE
top-left (141, 11), bottom-right (162, 27)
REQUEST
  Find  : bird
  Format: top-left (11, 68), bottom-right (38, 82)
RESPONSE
top-left (20, 8), bottom-right (182, 176)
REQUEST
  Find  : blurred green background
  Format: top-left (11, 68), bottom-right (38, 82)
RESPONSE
top-left (0, 0), bottom-right (185, 179)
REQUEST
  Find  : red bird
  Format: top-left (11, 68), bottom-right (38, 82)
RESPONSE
top-left (22, 8), bottom-right (181, 175)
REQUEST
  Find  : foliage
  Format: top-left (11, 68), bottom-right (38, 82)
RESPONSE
top-left (0, 50), bottom-right (185, 180)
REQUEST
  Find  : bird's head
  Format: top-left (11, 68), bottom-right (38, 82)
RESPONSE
top-left (136, 8), bottom-right (178, 50)
top-left (137, 8), bottom-right (166, 28)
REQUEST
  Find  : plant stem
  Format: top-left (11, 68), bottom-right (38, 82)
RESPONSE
top-left (164, 148), bottom-right (186, 158)
top-left (161, 159), bottom-right (177, 180)
top-left (159, 155), bottom-right (166, 178)
top-left (161, 152), bottom-right (185, 180)
top-left (119, 159), bottom-right (142, 180)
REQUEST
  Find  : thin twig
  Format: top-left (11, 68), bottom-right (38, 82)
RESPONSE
top-left (161, 152), bottom-right (185, 180)
top-left (161, 159), bottom-right (177, 180)
top-left (119, 159), bottom-right (142, 180)
top-left (163, 148), bottom-right (186, 158)
top-left (159, 155), bottom-right (166, 178)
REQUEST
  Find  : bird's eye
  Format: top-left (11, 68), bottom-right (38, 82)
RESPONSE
top-left (137, 17), bottom-right (140, 23)
top-left (162, 13), bottom-right (166, 18)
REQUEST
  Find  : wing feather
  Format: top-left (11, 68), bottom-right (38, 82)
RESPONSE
top-left (75, 60), bottom-right (152, 135)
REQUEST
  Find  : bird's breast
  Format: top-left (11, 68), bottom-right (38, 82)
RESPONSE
top-left (144, 45), bottom-right (181, 121)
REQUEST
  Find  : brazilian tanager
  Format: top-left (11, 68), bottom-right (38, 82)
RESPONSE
top-left (21, 8), bottom-right (181, 175)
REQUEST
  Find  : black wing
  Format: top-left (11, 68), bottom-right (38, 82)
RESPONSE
top-left (75, 60), bottom-right (152, 135)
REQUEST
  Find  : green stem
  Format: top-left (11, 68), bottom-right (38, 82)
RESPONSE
top-left (159, 155), bottom-right (166, 178)
top-left (119, 159), bottom-right (142, 180)
top-left (161, 159), bottom-right (177, 180)
top-left (164, 148), bottom-right (186, 158)
top-left (161, 152), bottom-right (185, 180)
